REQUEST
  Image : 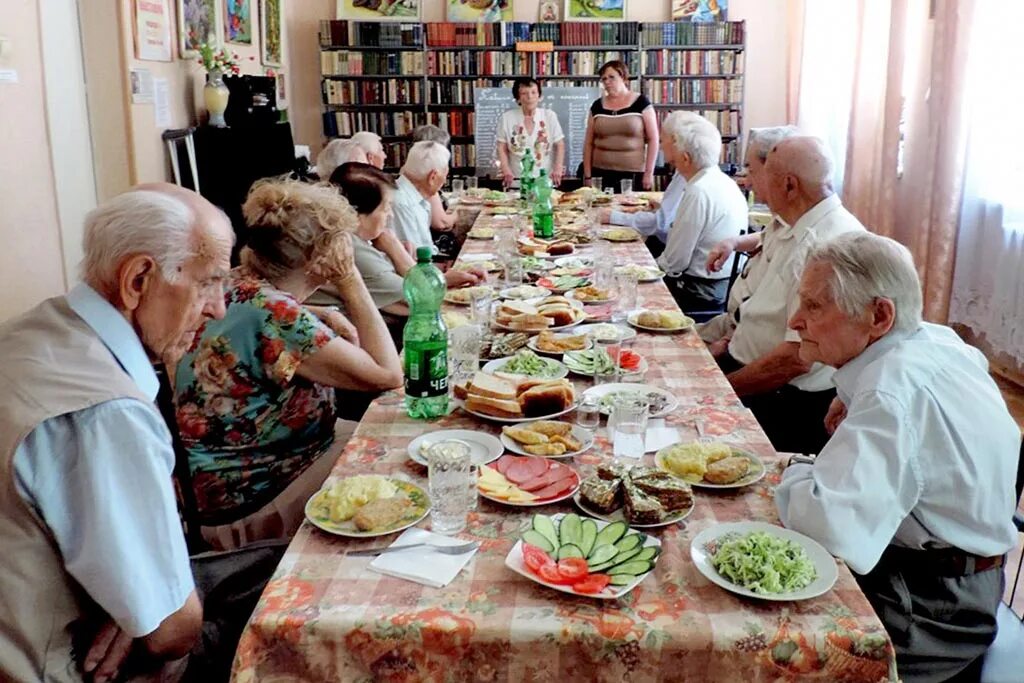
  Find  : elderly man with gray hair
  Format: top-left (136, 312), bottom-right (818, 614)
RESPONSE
top-left (703, 135), bottom-right (864, 454)
top-left (316, 138), bottom-right (368, 180)
top-left (391, 140), bottom-right (451, 251)
top-left (351, 131), bottom-right (386, 169)
top-left (777, 231), bottom-right (1019, 682)
top-left (654, 111), bottom-right (747, 312)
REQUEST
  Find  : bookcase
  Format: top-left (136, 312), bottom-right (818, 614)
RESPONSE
top-left (318, 20), bottom-right (745, 184)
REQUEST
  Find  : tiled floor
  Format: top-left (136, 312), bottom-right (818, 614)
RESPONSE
top-left (993, 374), bottom-right (1024, 615)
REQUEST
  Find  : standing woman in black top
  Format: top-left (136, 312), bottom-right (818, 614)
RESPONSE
top-left (582, 60), bottom-right (660, 191)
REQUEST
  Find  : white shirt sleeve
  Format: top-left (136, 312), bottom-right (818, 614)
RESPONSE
top-left (495, 110), bottom-right (514, 144)
top-left (546, 109), bottom-right (565, 145)
top-left (775, 390), bottom-right (923, 574)
top-left (657, 186), bottom-right (711, 276)
top-left (13, 399), bottom-right (195, 637)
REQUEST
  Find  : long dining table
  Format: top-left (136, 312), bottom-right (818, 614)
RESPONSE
top-left (231, 198), bottom-right (899, 683)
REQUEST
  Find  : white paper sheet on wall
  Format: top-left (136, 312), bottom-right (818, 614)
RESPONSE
top-left (130, 67), bottom-right (153, 104)
top-left (153, 78), bottom-right (170, 128)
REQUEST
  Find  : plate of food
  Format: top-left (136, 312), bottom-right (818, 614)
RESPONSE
top-left (467, 227), bottom-right (495, 240)
top-left (407, 430), bottom-right (503, 467)
top-left (536, 275), bottom-right (592, 294)
top-left (527, 329), bottom-right (592, 355)
top-left (575, 323), bottom-right (637, 342)
top-left (548, 267), bottom-right (592, 278)
top-left (479, 332), bottom-right (530, 360)
top-left (507, 512), bottom-right (662, 598)
top-left (655, 441), bottom-right (767, 489)
top-left (454, 259), bottom-right (501, 273)
top-left (520, 255), bottom-right (555, 272)
top-left (582, 383), bottom-right (678, 418)
top-left (562, 348), bottom-right (647, 378)
top-left (600, 228), bottom-right (642, 242)
top-left (482, 350), bottom-right (569, 380)
top-left (305, 475), bottom-right (430, 538)
top-left (628, 310), bottom-right (695, 332)
top-left (444, 286), bottom-right (493, 306)
top-left (518, 238), bottom-right (575, 258)
top-left (454, 371), bottom-right (576, 422)
top-left (553, 256), bottom-right (594, 269)
top-left (567, 285), bottom-right (615, 305)
top-left (492, 297), bottom-right (586, 333)
top-left (479, 457), bottom-right (580, 506)
top-left (500, 421), bottom-right (594, 458)
top-left (617, 196), bottom-right (648, 208)
top-left (552, 229), bottom-right (594, 245)
top-left (614, 264), bottom-right (665, 283)
top-left (690, 521), bottom-right (838, 601)
top-left (499, 285), bottom-right (551, 300)
top-left (574, 461), bottom-right (693, 527)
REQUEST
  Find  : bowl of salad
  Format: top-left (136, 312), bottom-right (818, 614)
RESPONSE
top-left (482, 349), bottom-right (568, 379)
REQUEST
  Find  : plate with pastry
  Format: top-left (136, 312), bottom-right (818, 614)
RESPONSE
top-left (444, 285), bottom-right (493, 306)
top-left (627, 309), bottom-right (695, 332)
top-left (304, 475), bottom-right (430, 538)
top-left (407, 430), bottom-right (504, 467)
top-left (500, 422), bottom-right (594, 459)
top-left (517, 238), bottom-right (575, 258)
top-left (573, 463), bottom-right (694, 528)
top-left (655, 441), bottom-right (767, 489)
top-left (527, 329), bottom-right (592, 355)
top-left (566, 285), bottom-right (616, 305)
top-left (478, 456), bottom-right (581, 507)
top-left (600, 228), bottom-right (642, 242)
top-left (614, 264), bottom-right (665, 283)
top-left (455, 371), bottom-right (577, 423)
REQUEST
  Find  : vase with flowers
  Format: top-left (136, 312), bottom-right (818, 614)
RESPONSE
top-left (196, 42), bottom-right (240, 128)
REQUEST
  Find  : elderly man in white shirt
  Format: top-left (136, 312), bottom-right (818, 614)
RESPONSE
top-left (391, 140), bottom-right (450, 252)
top-left (702, 136), bottom-right (864, 454)
top-left (776, 232), bottom-right (1019, 682)
top-left (351, 131), bottom-right (386, 169)
top-left (596, 170), bottom-right (686, 256)
top-left (316, 138), bottom-right (368, 181)
top-left (654, 111), bottom-right (747, 313)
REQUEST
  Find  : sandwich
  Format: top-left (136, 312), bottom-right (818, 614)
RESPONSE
top-left (506, 314), bottom-right (554, 332)
top-left (537, 304), bottom-right (578, 327)
top-left (465, 395), bottom-right (523, 419)
top-left (468, 372), bottom-right (517, 401)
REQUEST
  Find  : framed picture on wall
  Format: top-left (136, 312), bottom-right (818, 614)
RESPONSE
top-left (337, 0), bottom-right (422, 22)
top-left (446, 0), bottom-right (512, 22)
top-left (225, 0), bottom-right (253, 45)
top-left (564, 0), bottom-right (625, 21)
top-left (539, 0), bottom-right (559, 22)
top-left (672, 0), bottom-right (728, 21)
top-left (178, 0), bottom-right (219, 57)
top-left (133, 0), bottom-right (174, 61)
top-left (260, 0), bottom-right (282, 66)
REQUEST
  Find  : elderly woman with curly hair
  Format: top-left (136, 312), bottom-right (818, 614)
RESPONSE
top-left (173, 179), bottom-right (402, 550)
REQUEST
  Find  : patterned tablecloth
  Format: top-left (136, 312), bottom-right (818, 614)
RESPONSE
top-left (232, 204), bottom-right (898, 683)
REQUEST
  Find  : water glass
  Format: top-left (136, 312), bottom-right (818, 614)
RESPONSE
top-left (593, 337), bottom-right (622, 385)
top-left (451, 178), bottom-right (465, 197)
top-left (469, 288), bottom-right (493, 328)
top-left (613, 271), bottom-right (640, 323)
top-left (504, 256), bottom-right (524, 287)
top-left (466, 176), bottom-right (478, 190)
top-left (591, 241), bottom-right (613, 288)
top-left (575, 396), bottom-right (601, 432)
top-left (427, 440), bottom-right (475, 535)
top-left (449, 325), bottom-right (482, 386)
top-left (496, 228), bottom-right (517, 259)
top-left (609, 396), bottom-right (649, 460)
top-left (620, 179), bottom-right (633, 196)
top-left (589, 177), bottom-right (603, 192)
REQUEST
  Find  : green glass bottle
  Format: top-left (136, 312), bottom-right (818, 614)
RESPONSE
top-left (403, 247), bottom-right (449, 419)
top-left (520, 150), bottom-right (535, 204)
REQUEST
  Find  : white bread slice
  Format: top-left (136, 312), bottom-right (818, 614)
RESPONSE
top-left (499, 300), bottom-right (538, 316)
top-left (506, 314), bottom-right (553, 331)
top-left (468, 371), bottom-right (517, 401)
top-left (466, 395), bottom-right (523, 418)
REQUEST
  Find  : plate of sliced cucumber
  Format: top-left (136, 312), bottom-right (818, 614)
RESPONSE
top-left (506, 512), bottom-right (662, 599)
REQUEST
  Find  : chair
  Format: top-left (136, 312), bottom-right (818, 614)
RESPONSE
top-left (162, 127), bottom-right (200, 192)
top-left (682, 245), bottom-right (749, 323)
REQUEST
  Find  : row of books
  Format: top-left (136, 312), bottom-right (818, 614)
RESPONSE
top-left (426, 51), bottom-right (530, 77)
top-left (640, 21), bottom-right (744, 46)
top-left (532, 22), bottom-right (639, 46)
top-left (645, 79), bottom-right (744, 106)
top-left (323, 111), bottom-right (425, 138)
top-left (534, 51), bottom-right (640, 78)
top-left (424, 22), bottom-right (531, 47)
top-left (450, 143), bottom-right (476, 169)
top-left (321, 51), bottom-right (425, 76)
top-left (655, 108), bottom-right (741, 136)
top-left (642, 50), bottom-right (744, 76)
top-left (324, 80), bottom-right (423, 106)
top-left (318, 21), bottom-right (425, 48)
top-left (430, 79), bottom-right (516, 105)
top-left (428, 110), bottom-right (475, 137)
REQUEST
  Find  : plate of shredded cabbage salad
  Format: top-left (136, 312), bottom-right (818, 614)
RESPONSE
top-left (690, 522), bottom-right (838, 601)
top-left (482, 350), bottom-right (568, 379)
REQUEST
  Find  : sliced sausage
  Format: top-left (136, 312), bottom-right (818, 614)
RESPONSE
top-left (519, 469), bottom-right (566, 492)
top-left (532, 476), bottom-right (577, 500)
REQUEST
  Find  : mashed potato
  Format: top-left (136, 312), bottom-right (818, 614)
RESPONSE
top-left (321, 475), bottom-right (397, 523)
top-left (661, 442), bottom-right (733, 482)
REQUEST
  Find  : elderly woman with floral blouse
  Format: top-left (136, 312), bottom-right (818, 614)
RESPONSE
top-left (173, 179), bottom-right (402, 550)
top-left (496, 77), bottom-right (566, 189)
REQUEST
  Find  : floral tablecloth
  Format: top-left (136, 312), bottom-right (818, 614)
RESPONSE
top-left (232, 207), bottom-right (898, 683)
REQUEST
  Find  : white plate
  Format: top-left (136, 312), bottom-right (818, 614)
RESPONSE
top-left (444, 286), bottom-right (493, 306)
top-left (479, 467), bottom-right (581, 507)
top-left (562, 351), bottom-right (648, 379)
top-left (482, 355), bottom-right (569, 380)
top-left (492, 309), bottom-right (586, 333)
top-left (526, 333), bottom-right (593, 356)
top-left (505, 513), bottom-right (661, 599)
top-left (575, 323), bottom-right (637, 342)
top-left (572, 491), bottom-right (693, 528)
top-left (499, 285), bottom-right (551, 300)
top-left (304, 478), bottom-right (430, 538)
top-left (500, 424), bottom-right (595, 459)
top-left (627, 311), bottom-right (695, 333)
top-left (655, 445), bottom-right (767, 490)
top-left (407, 430), bottom-right (503, 467)
top-left (456, 398), bottom-right (577, 424)
top-left (690, 522), bottom-right (839, 601)
top-left (600, 229), bottom-right (642, 242)
top-left (565, 288), bottom-right (617, 305)
top-left (467, 231), bottom-right (496, 240)
top-left (614, 266), bottom-right (665, 283)
top-left (553, 256), bottom-right (594, 268)
top-left (582, 383), bottom-right (679, 418)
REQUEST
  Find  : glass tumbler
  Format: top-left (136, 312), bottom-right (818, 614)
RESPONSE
top-left (613, 271), bottom-right (640, 323)
top-left (620, 179), bottom-right (633, 196)
top-left (609, 396), bottom-right (649, 460)
top-left (466, 176), bottom-right (478, 191)
top-left (593, 336), bottom-right (622, 385)
top-left (469, 288), bottom-right (493, 328)
top-left (427, 440), bottom-right (474, 535)
top-left (575, 396), bottom-right (601, 432)
top-left (449, 325), bottom-right (482, 387)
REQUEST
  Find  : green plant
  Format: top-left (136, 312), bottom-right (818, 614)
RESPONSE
top-left (195, 41), bottom-right (241, 75)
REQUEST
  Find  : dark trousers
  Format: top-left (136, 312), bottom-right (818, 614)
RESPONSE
top-left (590, 166), bottom-right (645, 193)
top-left (664, 274), bottom-right (729, 316)
top-left (855, 546), bottom-right (1004, 683)
top-left (716, 351), bottom-right (835, 454)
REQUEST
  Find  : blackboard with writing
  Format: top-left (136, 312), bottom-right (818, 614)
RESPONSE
top-left (472, 86), bottom-right (600, 178)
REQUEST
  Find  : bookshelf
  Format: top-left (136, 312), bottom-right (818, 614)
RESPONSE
top-left (318, 20), bottom-right (745, 184)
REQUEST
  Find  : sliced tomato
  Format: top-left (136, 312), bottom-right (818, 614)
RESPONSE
top-left (522, 544), bottom-right (551, 573)
top-left (614, 349), bottom-right (642, 371)
top-left (538, 561), bottom-right (573, 584)
top-left (572, 573), bottom-right (612, 594)
top-left (556, 557), bottom-right (590, 582)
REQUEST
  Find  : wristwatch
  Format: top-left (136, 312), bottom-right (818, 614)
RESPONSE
top-left (787, 454), bottom-right (816, 467)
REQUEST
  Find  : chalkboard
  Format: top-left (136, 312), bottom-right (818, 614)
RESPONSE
top-left (472, 86), bottom-right (600, 178)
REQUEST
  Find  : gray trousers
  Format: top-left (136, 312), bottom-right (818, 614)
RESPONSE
top-left (855, 546), bottom-right (1004, 683)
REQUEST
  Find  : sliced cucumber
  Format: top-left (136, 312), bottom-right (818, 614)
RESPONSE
top-left (557, 544), bottom-right (585, 561)
top-left (559, 513), bottom-right (583, 548)
top-left (593, 520), bottom-right (627, 548)
top-left (532, 514), bottom-right (559, 549)
top-left (585, 543), bottom-right (618, 568)
top-left (579, 519), bottom-right (598, 558)
top-left (607, 546), bottom-right (643, 567)
top-left (521, 530), bottom-right (555, 554)
top-left (609, 574), bottom-right (636, 586)
top-left (614, 533), bottom-right (644, 553)
top-left (633, 546), bottom-right (660, 563)
top-left (607, 559), bottom-right (654, 576)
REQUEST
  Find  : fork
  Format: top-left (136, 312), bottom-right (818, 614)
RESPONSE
top-left (348, 541), bottom-right (480, 557)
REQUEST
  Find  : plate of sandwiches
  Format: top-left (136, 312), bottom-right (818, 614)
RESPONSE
top-left (518, 237), bottom-right (575, 258)
top-left (575, 461), bottom-right (694, 528)
top-left (493, 296), bottom-right (586, 333)
top-left (527, 329), bottom-right (593, 356)
top-left (500, 421), bottom-right (594, 458)
top-left (454, 370), bottom-right (576, 422)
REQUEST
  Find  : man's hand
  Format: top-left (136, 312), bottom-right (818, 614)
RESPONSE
top-left (642, 172), bottom-right (654, 191)
top-left (647, 197), bottom-right (662, 210)
top-left (552, 166), bottom-right (564, 186)
top-left (84, 620), bottom-right (134, 683)
top-left (707, 336), bottom-right (731, 359)
top-left (706, 236), bottom-right (739, 273)
top-left (596, 208), bottom-right (613, 224)
top-left (824, 397), bottom-right (847, 435)
top-left (445, 268), bottom-right (484, 288)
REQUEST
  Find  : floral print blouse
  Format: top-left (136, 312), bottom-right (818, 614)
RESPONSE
top-left (496, 107), bottom-right (565, 178)
top-left (174, 268), bottom-right (336, 522)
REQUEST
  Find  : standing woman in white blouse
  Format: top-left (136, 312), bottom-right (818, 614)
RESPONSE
top-left (495, 78), bottom-right (566, 189)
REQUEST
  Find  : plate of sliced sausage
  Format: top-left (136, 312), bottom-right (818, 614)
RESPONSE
top-left (477, 455), bottom-right (581, 507)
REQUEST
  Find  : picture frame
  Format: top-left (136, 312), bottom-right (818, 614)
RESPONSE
top-left (337, 0), bottom-right (422, 22)
top-left (177, 0), bottom-right (219, 57)
top-left (133, 0), bottom-right (174, 62)
top-left (563, 0), bottom-right (625, 21)
top-left (672, 0), bottom-right (728, 21)
top-left (260, 0), bottom-right (282, 66)
top-left (446, 0), bottom-right (512, 22)
top-left (224, 0), bottom-right (253, 45)
top-left (539, 0), bottom-right (559, 22)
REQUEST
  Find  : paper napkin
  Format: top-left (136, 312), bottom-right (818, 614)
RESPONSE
top-left (368, 528), bottom-right (478, 588)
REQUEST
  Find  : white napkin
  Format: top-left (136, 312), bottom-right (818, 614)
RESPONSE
top-left (460, 252), bottom-right (496, 262)
top-left (368, 528), bottom-right (477, 588)
top-left (644, 418), bottom-right (680, 453)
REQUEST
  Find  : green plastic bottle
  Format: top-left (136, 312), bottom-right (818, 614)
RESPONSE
top-left (403, 247), bottom-right (449, 419)
top-left (520, 151), bottom-right (536, 203)
top-left (532, 169), bottom-right (555, 239)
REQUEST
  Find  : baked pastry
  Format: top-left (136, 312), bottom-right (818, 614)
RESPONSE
top-left (597, 461), bottom-right (629, 481)
top-left (523, 442), bottom-right (567, 456)
top-left (622, 481), bottom-right (665, 525)
top-left (353, 496), bottom-right (412, 531)
top-left (630, 475), bottom-right (693, 512)
top-left (550, 433), bottom-right (582, 452)
top-left (502, 425), bottom-right (549, 445)
top-left (579, 476), bottom-right (622, 514)
top-left (528, 420), bottom-right (573, 437)
top-left (703, 456), bottom-right (751, 484)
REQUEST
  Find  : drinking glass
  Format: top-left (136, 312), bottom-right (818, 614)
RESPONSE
top-left (620, 179), bottom-right (633, 196)
top-left (503, 256), bottom-right (524, 288)
top-left (427, 440), bottom-right (474, 534)
top-left (451, 178), bottom-right (465, 200)
top-left (589, 177), bottom-right (603, 192)
top-left (593, 336), bottom-right (622, 385)
top-left (613, 271), bottom-right (640, 323)
top-left (449, 325), bottom-right (482, 387)
top-left (592, 241), bottom-right (613, 289)
top-left (469, 288), bottom-right (493, 328)
top-left (575, 396), bottom-right (601, 432)
top-left (609, 396), bottom-right (649, 460)
top-left (466, 176), bottom-right (478, 191)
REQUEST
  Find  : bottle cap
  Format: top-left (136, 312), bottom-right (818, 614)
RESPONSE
top-left (416, 246), bottom-right (433, 262)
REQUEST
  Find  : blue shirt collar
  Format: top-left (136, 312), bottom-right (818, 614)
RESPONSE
top-left (832, 327), bottom-right (916, 401)
top-left (66, 284), bottom-right (160, 401)
top-left (396, 174), bottom-right (429, 210)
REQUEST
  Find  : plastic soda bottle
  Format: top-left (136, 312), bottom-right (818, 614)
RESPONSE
top-left (532, 169), bottom-right (555, 239)
top-left (520, 151), bottom-right (535, 203)
top-left (403, 247), bottom-right (449, 419)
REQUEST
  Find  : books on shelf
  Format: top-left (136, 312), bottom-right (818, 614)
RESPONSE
top-left (321, 51), bottom-right (425, 76)
top-left (642, 49), bottom-right (743, 75)
top-left (425, 22), bottom-right (531, 47)
top-left (645, 79), bottom-right (743, 106)
top-left (319, 20), bottom-right (349, 47)
top-left (534, 51), bottom-right (639, 77)
top-left (325, 79), bottom-right (423, 106)
top-left (427, 51), bottom-right (531, 77)
top-left (324, 111), bottom-right (425, 138)
top-left (428, 110), bottom-right (475, 137)
top-left (640, 21), bottom-right (744, 46)
top-left (655, 108), bottom-right (741, 137)
top-left (319, 20), bottom-right (423, 48)
top-left (431, 79), bottom-right (517, 105)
